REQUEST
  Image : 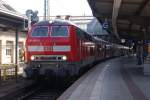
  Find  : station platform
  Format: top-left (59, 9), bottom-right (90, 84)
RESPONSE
top-left (58, 56), bottom-right (150, 100)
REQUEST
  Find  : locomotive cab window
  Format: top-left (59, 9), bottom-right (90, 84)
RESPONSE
top-left (31, 27), bottom-right (48, 37)
top-left (51, 26), bottom-right (69, 37)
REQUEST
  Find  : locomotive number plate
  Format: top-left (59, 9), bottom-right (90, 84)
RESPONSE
top-left (44, 46), bottom-right (53, 51)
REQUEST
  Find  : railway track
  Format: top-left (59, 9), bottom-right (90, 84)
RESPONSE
top-left (18, 88), bottom-right (61, 100)
top-left (16, 80), bottom-right (71, 100)
top-left (15, 64), bottom-right (98, 100)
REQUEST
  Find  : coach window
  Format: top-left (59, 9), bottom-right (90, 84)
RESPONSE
top-left (51, 26), bottom-right (69, 37)
top-left (31, 26), bottom-right (48, 37)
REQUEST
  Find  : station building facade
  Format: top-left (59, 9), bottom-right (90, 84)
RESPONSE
top-left (0, 30), bottom-right (26, 64)
top-left (0, 0), bottom-right (27, 64)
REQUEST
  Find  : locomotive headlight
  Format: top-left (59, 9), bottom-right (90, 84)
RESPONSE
top-left (62, 56), bottom-right (67, 60)
top-left (30, 56), bottom-right (35, 60)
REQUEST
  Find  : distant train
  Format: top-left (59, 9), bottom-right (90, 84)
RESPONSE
top-left (23, 19), bottom-right (128, 78)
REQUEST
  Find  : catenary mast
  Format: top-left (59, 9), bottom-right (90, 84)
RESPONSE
top-left (44, 0), bottom-right (50, 20)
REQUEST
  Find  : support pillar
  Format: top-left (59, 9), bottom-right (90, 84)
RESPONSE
top-left (15, 29), bottom-right (19, 82)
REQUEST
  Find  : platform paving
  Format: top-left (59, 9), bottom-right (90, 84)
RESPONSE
top-left (58, 56), bottom-right (150, 100)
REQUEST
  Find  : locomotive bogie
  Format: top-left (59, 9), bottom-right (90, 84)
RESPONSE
top-left (25, 61), bottom-right (82, 78)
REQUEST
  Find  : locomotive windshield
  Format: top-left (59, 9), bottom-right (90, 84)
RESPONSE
top-left (51, 26), bottom-right (69, 37)
top-left (31, 27), bottom-right (48, 37)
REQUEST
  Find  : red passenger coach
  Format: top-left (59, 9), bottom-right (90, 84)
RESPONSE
top-left (24, 19), bottom-right (126, 79)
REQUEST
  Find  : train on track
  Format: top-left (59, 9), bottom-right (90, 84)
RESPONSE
top-left (23, 19), bottom-right (128, 79)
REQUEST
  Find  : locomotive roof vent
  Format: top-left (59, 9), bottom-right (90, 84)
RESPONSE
top-left (55, 15), bottom-right (62, 19)
top-left (65, 15), bottom-right (70, 20)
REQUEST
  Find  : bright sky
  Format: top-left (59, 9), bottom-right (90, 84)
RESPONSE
top-left (4, 0), bottom-right (93, 16)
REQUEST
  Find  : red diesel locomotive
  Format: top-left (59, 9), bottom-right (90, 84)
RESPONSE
top-left (24, 20), bottom-right (125, 78)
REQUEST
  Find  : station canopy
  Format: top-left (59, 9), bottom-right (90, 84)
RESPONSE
top-left (0, 0), bottom-right (27, 30)
top-left (88, 0), bottom-right (150, 41)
